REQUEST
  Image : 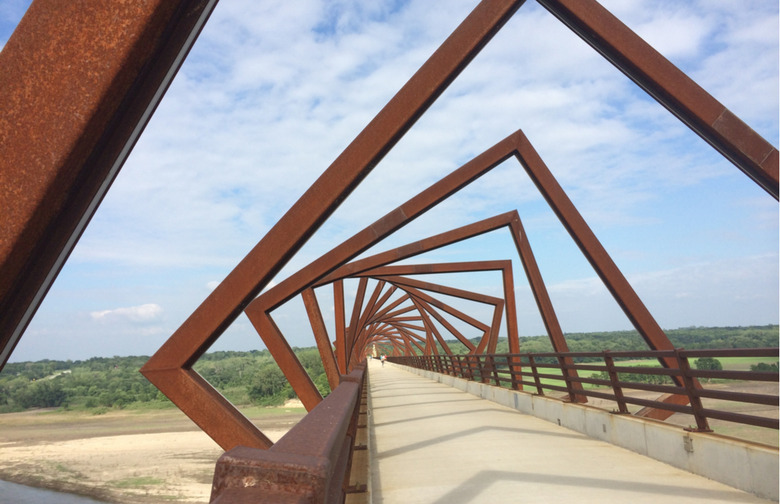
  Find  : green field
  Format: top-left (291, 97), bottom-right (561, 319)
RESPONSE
top-left (617, 356), bottom-right (778, 371)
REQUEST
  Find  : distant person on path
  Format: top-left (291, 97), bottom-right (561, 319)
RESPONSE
top-left (381, 355), bottom-right (386, 366)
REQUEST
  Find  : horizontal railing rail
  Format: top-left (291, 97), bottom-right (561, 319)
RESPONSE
top-left (210, 362), bottom-right (367, 503)
top-left (389, 348), bottom-right (779, 433)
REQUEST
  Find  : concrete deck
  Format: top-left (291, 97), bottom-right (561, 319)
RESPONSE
top-left (368, 360), bottom-right (774, 504)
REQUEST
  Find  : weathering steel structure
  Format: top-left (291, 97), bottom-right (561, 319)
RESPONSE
top-left (0, 0), bottom-right (777, 502)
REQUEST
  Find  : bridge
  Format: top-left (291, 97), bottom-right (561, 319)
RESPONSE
top-left (1, 1), bottom-right (778, 503)
top-left (207, 348), bottom-right (778, 502)
top-left (368, 360), bottom-right (774, 503)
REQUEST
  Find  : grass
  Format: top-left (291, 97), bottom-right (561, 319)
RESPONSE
top-left (615, 356), bottom-right (778, 370)
top-left (488, 354), bottom-right (779, 393)
top-left (239, 405), bottom-right (306, 417)
top-left (109, 476), bottom-right (164, 488)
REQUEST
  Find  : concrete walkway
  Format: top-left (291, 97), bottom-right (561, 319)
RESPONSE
top-left (368, 360), bottom-right (773, 504)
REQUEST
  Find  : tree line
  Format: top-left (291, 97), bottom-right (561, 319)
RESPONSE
top-left (0, 348), bottom-right (329, 413)
top-left (0, 325), bottom-right (776, 413)
top-left (470, 324), bottom-right (778, 358)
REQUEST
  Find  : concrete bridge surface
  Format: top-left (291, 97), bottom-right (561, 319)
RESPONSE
top-left (367, 360), bottom-right (773, 504)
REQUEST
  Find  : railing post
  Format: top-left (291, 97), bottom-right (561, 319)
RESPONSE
top-left (603, 351), bottom-right (629, 414)
top-left (556, 353), bottom-right (577, 402)
top-left (476, 355), bottom-right (487, 384)
top-left (454, 355), bottom-right (463, 379)
top-left (466, 355), bottom-right (476, 381)
top-left (507, 354), bottom-right (520, 390)
top-left (527, 354), bottom-right (544, 395)
top-left (341, 365), bottom-right (367, 496)
top-left (489, 355), bottom-right (501, 386)
top-left (506, 354), bottom-right (518, 390)
top-left (675, 349), bottom-right (712, 432)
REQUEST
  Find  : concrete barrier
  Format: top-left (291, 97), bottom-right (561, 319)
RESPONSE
top-left (395, 363), bottom-right (779, 501)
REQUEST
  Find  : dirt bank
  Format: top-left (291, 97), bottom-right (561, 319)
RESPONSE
top-left (0, 406), bottom-right (305, 503)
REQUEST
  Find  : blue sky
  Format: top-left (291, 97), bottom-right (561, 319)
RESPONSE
top-left (2, 0), bottom-right (778, 362)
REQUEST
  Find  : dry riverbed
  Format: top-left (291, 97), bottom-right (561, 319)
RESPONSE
top-left (0, 404), bottom-right (305, 503)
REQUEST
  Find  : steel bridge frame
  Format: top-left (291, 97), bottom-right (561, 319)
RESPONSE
top-left (1, 0), bottom-right (777, 501)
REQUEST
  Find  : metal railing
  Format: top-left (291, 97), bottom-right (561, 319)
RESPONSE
top-left (389, 348), bottom-right (779, 433)
top-left (210, 362), bottom-right (368, 503)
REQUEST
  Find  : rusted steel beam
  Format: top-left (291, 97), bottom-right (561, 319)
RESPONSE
top-left (513, 132), bottom-right (673, 354)
top-left (333, 280), bottom-right (348, 375)
top-left (392, 283), bottom-right (493, 353)
top-left (0, 0), bottom-right (218, 370)
top-left (142, 367), bottom-right (273, 451)
top-left (374, 303), bottom-right (417, 322)
top-left (507, 216), bottom-right (568, 354)
top-left (405, 335), bottom-right (425, 355)
top-left (363, 284), bottom-right (397, 325)
top-left (410, 297), bottom-right (453, 355)
top-left (379, 274), bottom-right (502, 306)
top-left (301, 288), bottom-right (341, 391)
top-left (378, 275), bottom-right (506, 353)
top-left (538, 0), bottom-right (779, 199)
top-left (142, 1), bottom-right (525, 451)
top-left (250, 136), bottom-right (521, 317)
top-left (512, 131), bottom-right (683, 409)
top-left (344, 277), bottom-right (369, 370)
top-left (147, 0), bottom-right (525, 367)
top-left (507, 214), bottom-right (584, 399)
top-left (314, 212), bottom-right (517, 289)
top-left (394, 284), bottom-right (490, 338)
top-left (357, 260), bottom-right (520, 350)
top-left (252, 312), bottom-right (323, 411)
top-left (238, 138), bottom-right (527, 424)
top-left (338, 260), bottom-right (515, 353)
top-left (319, 211), bottom-right (564, 358)
top-left (367, 293), bottom-right (411, 324)
top-left (239, 140), bottom-right (524, 418)
top-left (348, 280), bottom-right (387, 366)
top-left (352, 322), bottom-right (381, 362)
top-left (380, 321), bottom-right (426, 332)
top-left (380, 315), bottom-right (423, 323)
top-left (407, 296), bottom-right (476, 352)
top-left (211, 365), bottom-right (366, 503)
top-left (485, 295), bottom-right (505, 355)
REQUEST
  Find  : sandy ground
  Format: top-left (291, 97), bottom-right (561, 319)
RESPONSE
top-left (0, 405), bottom-right (305, 503)
top-left (0, 381), bottom-right (774, 503)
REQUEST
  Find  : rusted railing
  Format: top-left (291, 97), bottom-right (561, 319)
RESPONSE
top-left (210, 362), bottom-right (368, 503)
top-left (390, 348), bottom-right (779, 433)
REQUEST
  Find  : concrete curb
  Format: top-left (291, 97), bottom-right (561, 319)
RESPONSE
top-left (394, 363), bottom-right (779, 501)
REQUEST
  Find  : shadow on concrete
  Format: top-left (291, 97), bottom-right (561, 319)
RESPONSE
top-left (371, 389), bottom-right (465, 399)
top-left (371, 407), bottom-right (585, 435)
top-left (417, 470), bottom-right (764, 504)
top-left (370, 397), bottom-right (482, 410)
top-left (377, 424), bottom-right (584, 459)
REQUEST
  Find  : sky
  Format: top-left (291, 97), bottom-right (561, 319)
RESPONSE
top-left (2, 0), bottom-right (778, 363)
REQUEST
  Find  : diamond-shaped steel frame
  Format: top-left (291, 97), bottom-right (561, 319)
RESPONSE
top-left (132, 0), bottom-right (777, 452)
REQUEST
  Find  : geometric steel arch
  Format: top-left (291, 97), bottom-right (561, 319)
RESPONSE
top-left (143, 1), bottom-right (526, 451)
top-left (144, 127), bottom-right (694, 451)
top-left (0, 0), bottom-right (771, 458)
top-left (3, 0), bottom-right (776, 384)
top-left (1, 6), bottom-right (776, 500)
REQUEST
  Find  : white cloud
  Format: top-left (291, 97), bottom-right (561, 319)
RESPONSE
top-left (5, 0), bottom-right (777, 361)
top-left (90, 304), bottom-right (164, 323)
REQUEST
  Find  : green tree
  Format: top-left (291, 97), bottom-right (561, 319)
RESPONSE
top-left (694, 357), bottom-right (722, 371)
top-left (750, 362), bottom-right (779, 372)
